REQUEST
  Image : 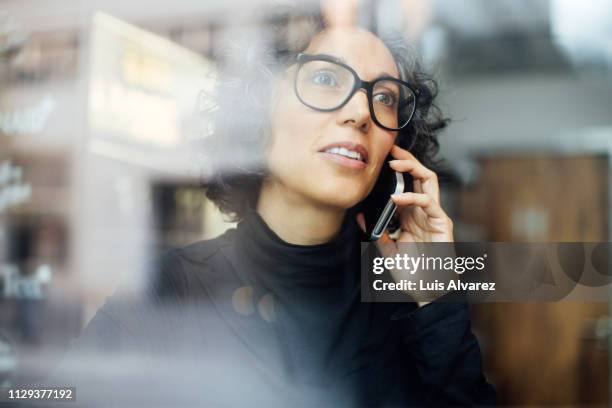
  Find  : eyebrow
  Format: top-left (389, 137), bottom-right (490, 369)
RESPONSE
top-left (311, 52), bottom-right (399, 80)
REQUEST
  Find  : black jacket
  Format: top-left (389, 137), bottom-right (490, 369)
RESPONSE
top-left (47, 212), bottom-right (496, 407)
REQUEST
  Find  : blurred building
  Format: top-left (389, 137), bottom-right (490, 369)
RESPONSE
top-left (0, 0), bottom-right (610, 405)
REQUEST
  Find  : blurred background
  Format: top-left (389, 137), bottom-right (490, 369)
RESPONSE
top-left (0, 0), bottom-right (610, 405)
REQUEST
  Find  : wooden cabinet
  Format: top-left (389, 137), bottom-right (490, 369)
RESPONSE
top-left (459, 154), bottom-right (610, 406)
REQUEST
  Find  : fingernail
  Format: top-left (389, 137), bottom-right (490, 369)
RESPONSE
top-left (388, 160), bottom-right (399, 166)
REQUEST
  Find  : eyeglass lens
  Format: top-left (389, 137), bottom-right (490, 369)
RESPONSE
top-left (295, 59), bottom-right (416, 130)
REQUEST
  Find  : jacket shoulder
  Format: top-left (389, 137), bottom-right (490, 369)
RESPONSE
top-left (153, 228), bottom-right (238, 300)
top-left (181, 228), bottom-right (236, 260)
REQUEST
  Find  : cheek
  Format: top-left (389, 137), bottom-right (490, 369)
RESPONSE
top-left (266, 93), bottom-right (318, 175)
top-left (370, 131), bottom-right (397, 168)
top-left (360, 132), bottom-right (397, 191)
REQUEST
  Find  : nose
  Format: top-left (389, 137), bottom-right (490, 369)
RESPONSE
top-left (337, 88), bottom-right (371, 132)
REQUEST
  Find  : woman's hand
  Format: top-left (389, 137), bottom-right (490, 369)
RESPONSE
top-left (387, 144), bottom-right (454, 243)
top-left (356, 145), bottom-right (455, 306)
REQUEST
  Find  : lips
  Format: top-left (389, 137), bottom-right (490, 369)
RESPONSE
top-left (317, 141), bottom-right (369, 164)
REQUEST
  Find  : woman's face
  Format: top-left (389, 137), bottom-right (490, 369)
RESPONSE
top-left (266, 27), bottom-right (400, 210)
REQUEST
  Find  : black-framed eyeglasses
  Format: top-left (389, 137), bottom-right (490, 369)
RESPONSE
top-left (293, 53), bottom-right (420, 131)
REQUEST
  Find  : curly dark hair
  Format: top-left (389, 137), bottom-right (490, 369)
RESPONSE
top-left (202, 6), bottom-right (449, 222)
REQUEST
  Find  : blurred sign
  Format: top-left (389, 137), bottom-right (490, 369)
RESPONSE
top-left (0, 160), bottom-right (31, 213)
top-left (87, 12), bottom-right (216, 172)
top-left (0, 95), bottom-right (56, 136)
top-left (0, 263), bottom-right (51, 300)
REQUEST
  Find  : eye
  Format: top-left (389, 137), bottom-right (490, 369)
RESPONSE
top-left (373, 91), bottom-right (397, 107)
top-left (310, 70), bottom-right (338, 87)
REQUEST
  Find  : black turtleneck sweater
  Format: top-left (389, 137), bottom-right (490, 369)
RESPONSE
top-left (46, 209), bottom-right (496, 407)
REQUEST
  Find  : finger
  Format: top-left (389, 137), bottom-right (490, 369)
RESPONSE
top-left (389, 144), bottom-right (425, 164)
top-left (413, 178), bottom-right (423, 194)
top-left (389, 146), bottom-right (439, 201)
top-left (376, 229), bottom-right (397, 258)
top-left (379, 229), bottom-right (394, 244)
top-left (389, 145), bottom-right (436, 180)
top-left (388, 157), bottom-right (437, 183)
top-left (389, 160), bottom-right (439, 202)
top-left (391, 192), bottom-right (447, 220)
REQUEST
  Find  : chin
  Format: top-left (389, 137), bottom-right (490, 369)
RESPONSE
top-left (312, 184), bottom-right (366, 210)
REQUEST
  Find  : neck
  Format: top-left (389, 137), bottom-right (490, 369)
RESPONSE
top-left (256, 178), bottom-right (346, 245)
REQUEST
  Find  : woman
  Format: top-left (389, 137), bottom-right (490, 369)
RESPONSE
top-left (48, 9), bottom-right (496, 408)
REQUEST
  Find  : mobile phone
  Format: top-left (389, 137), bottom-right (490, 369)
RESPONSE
top-left (357, 154), bottom-right (413, 241)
